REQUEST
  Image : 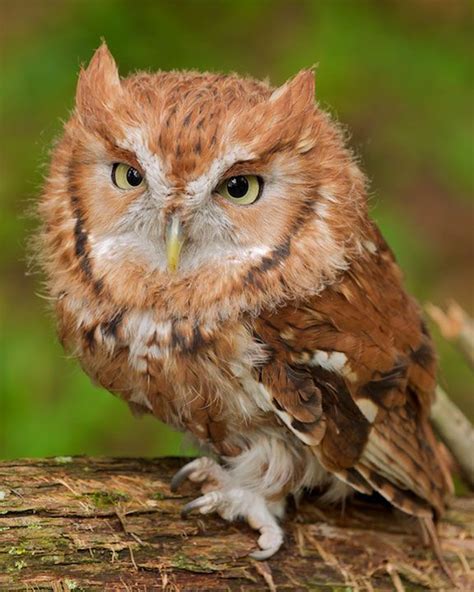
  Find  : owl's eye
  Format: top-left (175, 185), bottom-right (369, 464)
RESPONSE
top-left (217, 175), bottom-right (262, 205)
top-left (112, 163), bottom-right (144, 189)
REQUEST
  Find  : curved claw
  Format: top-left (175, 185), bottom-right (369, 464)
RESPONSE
top-left (180, 492), bottom-right (221, 518)
top-left (249, 546), bottom-right (281, 561)
top-left (170, 457), bottom-right (222, 493)
top-left (180, 497), bottom-right (205, 518)
top-left (170, 461), bottom-right (198, 493)
top-left (249, 526), bottom-right (284, 560)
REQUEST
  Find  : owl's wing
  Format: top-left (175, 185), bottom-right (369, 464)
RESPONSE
top-left (255, 227), bottom-right (452, 516)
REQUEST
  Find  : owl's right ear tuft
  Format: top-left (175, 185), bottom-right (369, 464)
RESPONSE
top-left (75, 42), bottom-right (123, 123)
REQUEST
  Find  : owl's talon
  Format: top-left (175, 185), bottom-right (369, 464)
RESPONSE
top-left (249, 546), bottom-right (280, 561)
top-left (170, 460), bottom-right (200, 492)
top-left (180, 499), bottom-right (200, 517)
top-left (179, 485), bottom-right (284, 559)
top-left (181, 491), bottom-right (222, 517)
top-left (170, 457), bottom-right (225, 493)
top-left (249, 525), bottom-right (284, 560)
top-left (181, 497), bottom-right (203, 517)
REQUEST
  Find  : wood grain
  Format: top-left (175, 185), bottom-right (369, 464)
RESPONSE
top-left (0, 457), bottom-right (472, 590)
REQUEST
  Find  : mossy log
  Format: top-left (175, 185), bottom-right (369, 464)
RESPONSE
top-left (0, 457), bottom-right (473, 591)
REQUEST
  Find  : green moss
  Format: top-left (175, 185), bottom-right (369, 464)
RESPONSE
top-left (152, 491), bottom-right (165, 500)
top-left (171, 552), bottom-right (219, 573)
top-left (8, 546), bottom-right (27, 555)
top-left (37, 535), bottom-right (69, 554)
top-left (6, 559), bottom-right (27, 573)
top-left (14, 559), bottom-right (27, 570)
top-left (83, 490), bottom-right (129, 508)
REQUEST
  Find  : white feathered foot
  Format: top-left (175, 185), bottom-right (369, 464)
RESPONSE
top-left (170, 456), bottom-right (285, 560)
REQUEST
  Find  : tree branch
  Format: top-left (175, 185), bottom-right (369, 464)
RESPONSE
top-left (426, 300), bottom-right (474, 369)
top-left (423, 300), bottom-right (474, 488)
top-left (0, 457), bottom-right (472, 590)
top-left (431, 386), bottom-right (474, 489)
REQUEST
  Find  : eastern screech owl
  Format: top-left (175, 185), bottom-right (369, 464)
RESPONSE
top-left (38, 44), bottom-right (452, 558)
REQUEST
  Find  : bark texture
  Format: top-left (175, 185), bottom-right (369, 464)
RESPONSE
top-left (0, 456), bottom-right (472, 591)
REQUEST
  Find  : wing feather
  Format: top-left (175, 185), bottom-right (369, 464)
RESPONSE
top-left (255, 226), bottom-right (451, 516)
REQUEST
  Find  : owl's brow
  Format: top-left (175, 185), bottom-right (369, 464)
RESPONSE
top-left (103, 140), bottom-right (142, 171)
top-left (220, 159), bottom-right (268, 180)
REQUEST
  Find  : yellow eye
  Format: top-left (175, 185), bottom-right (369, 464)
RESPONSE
top-left (216, 175), bottom-right (262, 205)
top-left (112, 163), bottom-right (144, 189)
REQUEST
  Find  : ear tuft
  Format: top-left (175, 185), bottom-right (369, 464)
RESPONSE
top-left (270, 69), bottom-right (315, 113)
top-left (75, 42), bottom-right (122, 121)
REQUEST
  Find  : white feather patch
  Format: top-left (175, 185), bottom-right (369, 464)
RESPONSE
top-left (124, 311), bottom-right (172, 367)
top-left (355, 398), bottom-right (378, 423)
top-left (363, 240), bottom-right (377, 254)
top-left (310, 350), bottom-right (347, 372)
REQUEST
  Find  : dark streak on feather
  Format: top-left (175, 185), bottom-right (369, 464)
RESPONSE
top-left (169, 321), bottom-right (207, 354)
top-left (83, 326), bottom-right (96, 352)
top-left (68, 166), bottom-right (103, 295)
top-left (244, 238), bottom-right (291, 286)
top-left (344, 468), bottom-right (373, 493)
top-left (361, 359), bottom-right (408, 404)
top-left (411, 340), bottom-right (435, 368)
top-left (313, 366), bottom-right (370, 466)
top-left (272, 398), bottom-right (284, 412)
top-left (367, 469), bottom-right (385, 489)
top-left (101, 309), bottom-right (126, 338)
top-left (170, 325), bottom-right (187, 351)
top-left (191, 324), bottom-right (206, 351)
top-left (291, 418), bottom-right (318, 434)
top-left (244, 197), bottom-right (314, 287)
top-left (365, 468), bottom-right (433, 516)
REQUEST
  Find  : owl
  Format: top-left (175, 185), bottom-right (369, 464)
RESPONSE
top-left (38, 43), bottom-right (452, 559)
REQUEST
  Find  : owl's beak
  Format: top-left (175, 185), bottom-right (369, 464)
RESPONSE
top-left (165, 216), bottom-right (185, 273)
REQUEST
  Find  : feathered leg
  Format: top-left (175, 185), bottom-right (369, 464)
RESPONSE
top-left (171, 457), bottom-right (285, 559)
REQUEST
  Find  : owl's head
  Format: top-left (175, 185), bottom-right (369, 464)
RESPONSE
top-left (40, 43), bottom-right (368, 326)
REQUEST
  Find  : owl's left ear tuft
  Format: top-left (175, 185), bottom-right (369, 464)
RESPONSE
top-left (236, 69), bottom-right (317, 153)
top-left (269, 69), bottom-right (316, 114)
top-left (75, 42), bottom-right (123, 124)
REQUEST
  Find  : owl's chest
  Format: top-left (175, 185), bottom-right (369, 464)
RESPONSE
top-left (67, 304), bottom-right (275, 452)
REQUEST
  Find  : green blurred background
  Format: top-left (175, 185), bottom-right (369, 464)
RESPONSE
top-left (1, 0), bottom-right (472, 460)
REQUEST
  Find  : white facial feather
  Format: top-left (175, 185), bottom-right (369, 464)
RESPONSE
top-left (90, 137), bottom-right (275, 273)
top-left (91, 119), bottom-right (350, 293)
top-left (186, 146), bottom-right (255, 200)
top-left (118, 127), bottom-right (172, 204)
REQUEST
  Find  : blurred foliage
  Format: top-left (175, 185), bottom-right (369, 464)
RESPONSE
top-left (0, 0), bottom-right (472, 459)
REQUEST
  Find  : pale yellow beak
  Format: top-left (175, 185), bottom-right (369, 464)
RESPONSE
top-left (166, 216), bottom-right (185, 273)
